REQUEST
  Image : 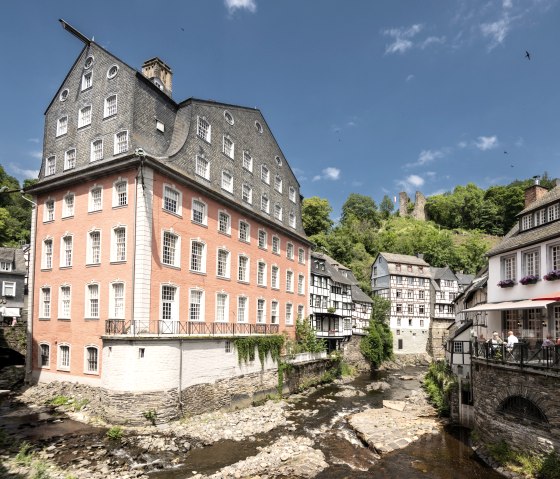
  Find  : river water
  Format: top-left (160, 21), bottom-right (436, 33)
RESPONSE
top-left (149, 367), bottom-right (503, 479)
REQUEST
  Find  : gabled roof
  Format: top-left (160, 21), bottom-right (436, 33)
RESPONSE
top-left (518, 185), bottom-right (560, 216)
top-left (456, 273), bottom-right (475, 287)
top-left (377, 252), bottom-right (430, 267)
top-left (431, 266), bottom-right (458, 281)
top-left (0, 248), bottom-right (26, 275)
top-left (351, 284), bottom-right (373, 303)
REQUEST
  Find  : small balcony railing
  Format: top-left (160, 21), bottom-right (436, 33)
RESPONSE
top-left (105, 320), bottom-right (280, 337)
top-left (472, 341), bottom-right (560, 371)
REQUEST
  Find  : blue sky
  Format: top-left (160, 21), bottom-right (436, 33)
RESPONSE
top-left (1, 0), bottom-right (559, 218)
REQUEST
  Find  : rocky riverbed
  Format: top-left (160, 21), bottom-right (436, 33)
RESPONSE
top-left (0, 367), bottom-right (458, 479)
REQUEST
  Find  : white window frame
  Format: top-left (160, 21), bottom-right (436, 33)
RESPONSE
top-left (501, 254), bottom-right (517, 281)
top-left (297, 304), bottom-right (304, 321)
top-left (238, 255), bottom-right (249, 283)
top-left (44, 198), bottom-right (55, 222)
top-left (272, 236), bottom-right (280, 254)
top-left (114, 130), bottom-right (129, 155)
top-left (197, 116), bottom-right (211, 142)
top-left (237, 296), bottom-right (248, 323)
top-left (548, 203), bottom-right (560, 222)
top-left (84, 345), bottom-right (99, 375)
top-left (190, 239), bottom-right (207, 273)
top-left (261, 194), bottom-right (269, 214)
top-left (45, 156), bottom-right (56, 176)
top-left (261, 165), bottom-right (270, 184)
top-left (218, 210), bottom-right (231, 235)
top-left (62, 192), bottom-right (75, 218)
top-left (91, 139), bottom-right (103, 162)
top-left (78, 105), bottom-right (92, 128)
top-left (286, 270), bottom-right (294, 292)
top-left (58, 285), bottom-right (71, 319)
top-left (81, 71), bottom-right (92, 91)
top-left (287, 243), bottom-right (294, 260)
top-left (189, 288), bottom-right (205, 322)
top-left (192, 198), bottom-right (208, 225)
top-left (298, 248), bottom-right (305, 264)
top-left (257, 261), bottom-right (267, 287)
top-left (86, 229), bottom-right (101, 265)
top-left (298, 274), bottom-right (305, 295)
top-left (242, 184), bottom-right (252, 204)
top-left (57, 116), bottom-right (68, 137)
top-left (239, 220), bottom-right (250, 243)
top-left (257, 298), bottom-right (266, 324)
top-left (289, 212), bottom-right (296, 228)
top-left (522, 248), bottom-right (540, 277)
top-left (41, 287), bottom-right (51, 318)
top-left (161, 284), bottom-right (179, 324)
top-left (271, 300), bottom-right (279, 324)
top-left (42, 239), bottom-right (53, 270)
top-left (104, 94), bottom-right (117, 118)
top-left (216, 292), bottom-right (229, 323)
top-left (162, 230), bottom-right (180, 267)
top-left (57, 343), bottom-right (71, 371)
top-left (549, 243), bottom-right (560, 271)
top-left (39, 343), bottom-right (50, 368)
top-left (221, 170), bottom-right (233, 193)
top-left (274, 203), bottom-right (282, 221)
top-left (85, 283), bottom-right (100, 318)
top-left (286, 303), bottom-right (293, 325)
top-left (64, 149), bottom-right (76, 170)
top-left (89, 185), bottom-right (103, 212)
top-left (289, 186), bottom-right (296, 203)
top-left (163, 184), bottom-right (182, 215)
top-left (111, 226), bottom-right (127, 262)
top-left (223, 136), bottom-right (234, 159)
top-left (2, 281), bottom-right (16, 297)
top-left (271, 265), bottom-right (279, 289)
top-left (60, 235), bottom-right (73, 268)
top-left (242, 151), bottom-right (253, 172)
top-left (274, 175), bottom-right (282, 193)
top-left (216, 248), bottom-right (231, 279)
top-left (258, 229), bottom-right (267, 249)
top-left (522, 214), bottom-right (533, 231)
top-left (113, 178), bottom-right (128, 207)
top-left (110, 282), bottom-right (125, 319)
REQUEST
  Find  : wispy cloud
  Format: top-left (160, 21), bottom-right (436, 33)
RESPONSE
top-left (480, 18), bottom-right (510, 49)
top-left (312, 167), bottom-right (340, 182)
top-left (397, 174), bottom-right (425, 193)
top-left (457, 141), bottom-right (468, 149)
top-left (30, 150), bottom-right (43, 159)
top-left (27, 138), bottom-right (40, 144)
top-left (405, 148), bottom-right (447, 168)
top-left (514, 137), bottom-right (524, 147)
top-left (420, 36), bottom-right (446, 49)
top-left (9, 163), bottom-right (39, 180)
top-left (383, 24), bottom-right (423, 54)
top-left (475, 135), bottom-right (498, 151)
top-left (406, 74), bottom-right (415, 82)
top-left (224, 0), bottom-right (256, 14)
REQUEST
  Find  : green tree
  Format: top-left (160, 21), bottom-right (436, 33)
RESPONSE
top-left (360, 296), bottom-right (393, 367)
top-left (302, 196), bottom-right (334, 236)
top-left (340, 193), bottom-right (380, 228)
top-left (379, 194), bottom-right (395, 219)
top-left (0, 164), bottom-right (33, 246)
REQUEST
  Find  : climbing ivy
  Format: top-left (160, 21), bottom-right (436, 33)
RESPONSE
top-left (234, 335), bottom-right (285, 367)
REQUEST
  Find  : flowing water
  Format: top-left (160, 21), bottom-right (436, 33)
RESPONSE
top-left (149, 367), bottom-right (503, 478)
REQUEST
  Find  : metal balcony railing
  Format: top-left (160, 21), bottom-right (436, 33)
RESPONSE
top-left (104, 320), bottom-right (280, 337)
top-left (472, 341), bottom-right (560, 371)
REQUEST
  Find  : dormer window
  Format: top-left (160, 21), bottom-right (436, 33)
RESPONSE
top-left (0, 261), bottom-right (12, 272)
top-left (522, 214), bottom-right (533, 230)
top-left (534, 209), bottom-right (546, 226)
top-left (548, 203), bottom-right (560, 222)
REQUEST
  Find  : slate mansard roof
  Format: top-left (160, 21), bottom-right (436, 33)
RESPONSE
top-left (32, 40), bottom-right (308, 242)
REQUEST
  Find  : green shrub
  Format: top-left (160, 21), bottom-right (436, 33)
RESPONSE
top-left (106, 426), bottom-right (123, 440)
top-left (48, 395), bottom-right (71, 406)
top-left (540, 451), bottom-right (560, 479)
top-left (234, 335), bottom-right (285, 366)
top-left (15, 441), bottom-right (34, 466)
top-left (143, 409), bottom-right (157, 425)
top-left (31, 461), bottom-right (51, 479)
top-left (422, 360), bottom-right (456, 416)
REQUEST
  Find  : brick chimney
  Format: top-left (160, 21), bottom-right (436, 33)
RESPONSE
top-left (142, 57), bottom-right (172, 95)
top-left (524, 177), bottom-right (548, 208)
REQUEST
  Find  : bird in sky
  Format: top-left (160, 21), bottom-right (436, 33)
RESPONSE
top-left (504, 151), bottom-right (508, 154)
top-left (181, 27), bottom-right (185, 31)
top-left (525, 50), bottom-right (531, 60)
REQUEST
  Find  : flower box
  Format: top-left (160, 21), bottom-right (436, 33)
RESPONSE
top-left (519, 275), bottom-right (539, 285)
top-left (544, 270), bottom-right (560, 281)
top-left (497, 279), bottom-right (515, 288)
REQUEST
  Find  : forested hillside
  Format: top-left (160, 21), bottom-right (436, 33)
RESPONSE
top-left (303, 173), bottom-right (555, 294)
top-left (0, 165), bottom-right (35, 247)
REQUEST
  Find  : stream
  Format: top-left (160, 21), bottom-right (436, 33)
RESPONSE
top-left (147, 367), bottom-right (503, 478)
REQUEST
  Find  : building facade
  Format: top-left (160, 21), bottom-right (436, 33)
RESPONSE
top-left (371, 252), bottom-right (431, 354)
top-left (0, 247), bottom-right (26, 325)
top-left (27, 27), bottom-right (311, 407)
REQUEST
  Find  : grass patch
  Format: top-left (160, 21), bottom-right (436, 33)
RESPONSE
top-left (106, 426), bottom-right (123, 441)
top-left (15, 441), bottom-right (34, 466)
top-left (31, 460), bottom-right (51, 479)
top-left (47, 395), bottom-right (89, 411)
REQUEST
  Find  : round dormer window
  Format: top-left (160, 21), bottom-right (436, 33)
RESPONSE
top-left (84, 55), bottom-right (94, 69)
top-left (107, 64), bottom-right (119, 79)
top-left (275, 156), bottom-right (282, 166)
top-left (224, 110), bottom-right (234, 125)
top-left (59, 89), bottom-right (69, 102)
top-left (255, 121), bottom-right (263, 134)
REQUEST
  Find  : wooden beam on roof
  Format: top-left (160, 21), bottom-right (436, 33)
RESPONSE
top-left (59, 19), bottom-right (91, 44)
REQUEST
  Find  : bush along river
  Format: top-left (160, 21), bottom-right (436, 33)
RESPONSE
top-left (0, 365), bottom-right (505, 479)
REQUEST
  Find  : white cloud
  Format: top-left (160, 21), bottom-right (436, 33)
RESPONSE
top-left (225, 0), bottom-right (256, 14)
top-left (27, 138), bottom-right (39, 144)
top-left (514, 137), bottom-right (524, 147)
top-left (406, 74), bottom-right (415, 82)
top-left (405, 148), bottom-right (447, 168)
top-left (9, 163), bottom-right (39, 180)
top-left (503, 0), bottom-right (513, 9)
top-left (383, 24), bottom-right (423, 54)
top-left (475, 135), bottom-right (498, 151)
top-left (312, 167), bottom-right (340, 182)
top-left (420, 36), bottom-right (446, 49)
top-left (457, 141), bottom-right (468, 149)
top-left (397, 174), bottom-right (425, 193)
top-left (30, 150), bottom-right (43, 159)
top-left (480, 18), bottom-right (510, 48)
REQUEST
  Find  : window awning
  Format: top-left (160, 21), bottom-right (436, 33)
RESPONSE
top-left (463, 299), bottom-right (555, 312)
top-left (0, 307), bottom-right (21, 317)
top-left (532, 291), bottom-right (560, 302)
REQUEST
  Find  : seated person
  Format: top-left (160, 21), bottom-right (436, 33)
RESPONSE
top-left (506, 330), bottom-right (519, 349)
top-left (488, 331), bottom-right (503, 356)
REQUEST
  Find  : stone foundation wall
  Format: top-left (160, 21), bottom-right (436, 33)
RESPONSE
top-left (342, 335), bottom-right (370, 372)
top-left (102, 388), bottom-right (180, 425)
top-left (284, 358), bottom-right (336, 393)
top-left (472, 361), bottom-right (560, 454)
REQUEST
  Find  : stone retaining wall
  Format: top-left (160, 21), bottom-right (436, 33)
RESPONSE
top-left (472, 361), bottom-right (560, 454)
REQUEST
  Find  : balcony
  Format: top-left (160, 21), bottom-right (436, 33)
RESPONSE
top-left (472, 341), bottom-right (560, 372)
top-left (104, 320), bottom-right (279, 337)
